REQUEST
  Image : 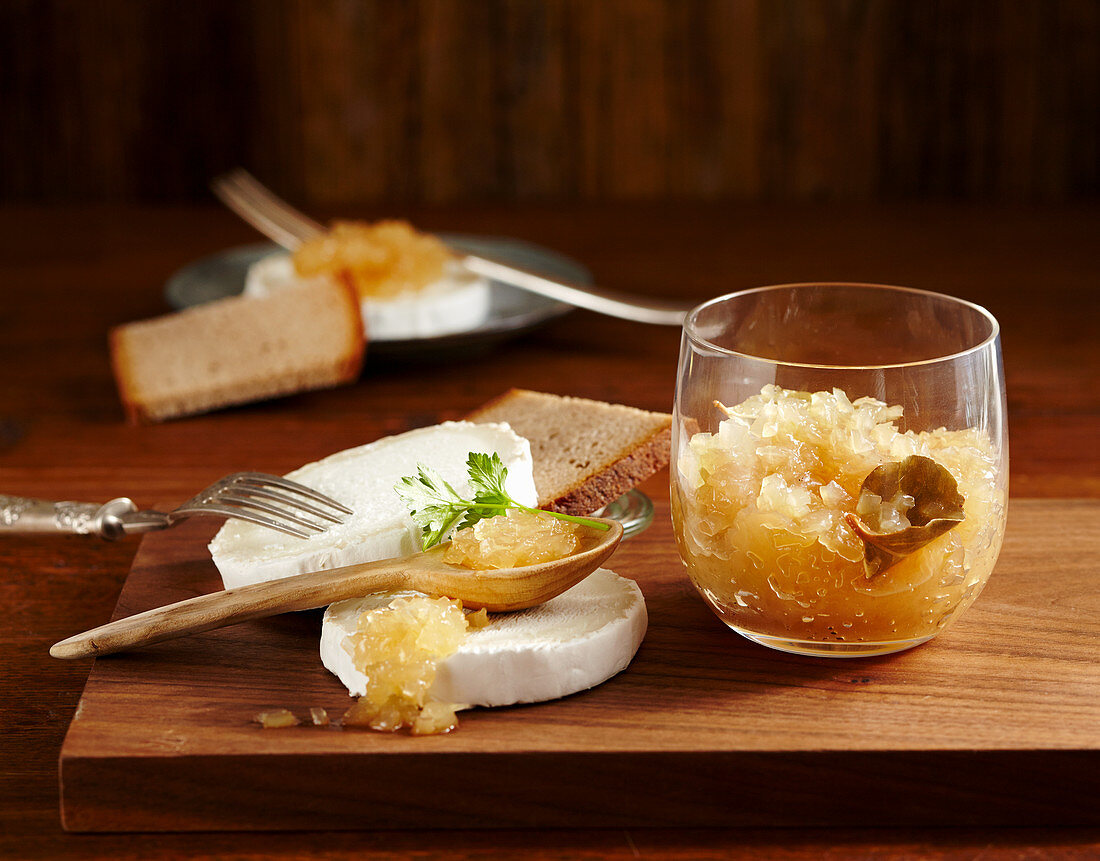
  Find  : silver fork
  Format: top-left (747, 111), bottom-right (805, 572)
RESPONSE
top-left (211, 168), bottom-right (693, 326)
top-left (0, 472), bottom-right (352, 541)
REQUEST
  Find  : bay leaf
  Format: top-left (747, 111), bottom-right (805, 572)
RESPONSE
top-left (846, 455), bottom-right (966, 577)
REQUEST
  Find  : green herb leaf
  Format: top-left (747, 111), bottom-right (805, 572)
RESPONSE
top-left (467, 451), bottom-right (509, 500)
top-left (395, 452), bottom-right (612, 550)
top-left (394, 464), bottom-right (471, 549)
top-left (460, 452), bottom-right (512, 529)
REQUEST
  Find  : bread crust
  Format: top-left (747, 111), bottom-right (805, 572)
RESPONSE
top-left (108, 324), bottom-right (153, 423)
top-left (109, 277), bottom-right (365, 423)
top-left (466, 388), bottom-right (672, 515)
top-left (542, 423), bottom-right (671, 515)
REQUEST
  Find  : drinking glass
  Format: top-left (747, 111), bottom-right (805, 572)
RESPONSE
top-left (671, 283), bottom-right (1008, 657)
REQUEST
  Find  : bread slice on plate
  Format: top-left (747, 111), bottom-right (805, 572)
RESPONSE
top-left (466, 388), bottom-right (672, 514)
top-left (110, 279), bottom-right (364, 423)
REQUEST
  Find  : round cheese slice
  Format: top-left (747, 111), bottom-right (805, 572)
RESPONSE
top-left (209, 421), bottom-right (537, 589)
top-left (321, 568), bottom-right (647, 708)
top-left (244, 252), bottom-right (491, 340)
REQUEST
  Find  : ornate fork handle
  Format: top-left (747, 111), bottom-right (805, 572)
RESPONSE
top-left (0, 495), bottom-right (140, 540)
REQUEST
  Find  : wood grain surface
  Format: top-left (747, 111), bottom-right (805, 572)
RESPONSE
top-left (1, 203), bottom-right (1099, 856)
top-left (58, 499), bottom-right (1100, 832)
top-left (2, 0), bottom-right (1098, 205)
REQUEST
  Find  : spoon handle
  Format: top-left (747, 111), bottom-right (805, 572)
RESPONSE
top-left (49, 560), bottom-right (411, 660)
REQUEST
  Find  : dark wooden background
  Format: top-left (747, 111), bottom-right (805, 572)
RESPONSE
top-left (3, 0), bottom-right (1098, 205)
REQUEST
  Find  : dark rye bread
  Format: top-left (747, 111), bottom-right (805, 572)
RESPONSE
top-left (110, 279), bottom-right (364, 423)
top-left (467, 389), bottom-right (672, 515)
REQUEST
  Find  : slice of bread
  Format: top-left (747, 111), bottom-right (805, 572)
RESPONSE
top-left (110, 279), bottom-right (364, 423)
top-left (466, 389), bottom-right (672, 515)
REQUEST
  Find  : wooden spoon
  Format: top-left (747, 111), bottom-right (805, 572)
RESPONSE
top-left (50, 518), bottom-right (623, 660)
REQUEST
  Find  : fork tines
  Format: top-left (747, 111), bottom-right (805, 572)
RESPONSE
top-left (211, 169), bottom-right (327, 250)
top-left (184, 472), bottom-right (351, 540)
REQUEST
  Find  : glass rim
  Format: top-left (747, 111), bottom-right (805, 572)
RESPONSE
top-left (683, 282), bottom-right (1001, 370)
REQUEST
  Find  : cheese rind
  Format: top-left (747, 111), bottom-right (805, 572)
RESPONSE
top-left (321, 568), bottom-right (648, 708)
top-left (244, 252), bottom-right (492, 340)
top-left (208, 422), bottom-right (537, 589)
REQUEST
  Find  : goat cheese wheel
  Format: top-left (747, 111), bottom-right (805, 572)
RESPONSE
top-left (244, 252), bottom-right (491, 340)
top-left (209, 422), bottom-right (537, 588)
top-left (321, 567), bottom-right (647, 708)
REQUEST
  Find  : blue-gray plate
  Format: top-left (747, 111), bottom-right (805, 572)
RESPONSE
top-left (164, 234), bottom-right (586, 356)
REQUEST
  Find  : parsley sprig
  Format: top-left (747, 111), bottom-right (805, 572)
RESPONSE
top-left (395, 452), bottom-right (610, 549)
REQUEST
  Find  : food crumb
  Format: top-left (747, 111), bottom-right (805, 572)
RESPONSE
top-left (411, 701), bottom-right (458, 736)
top-left (254, 708), bottom-right (299, 729)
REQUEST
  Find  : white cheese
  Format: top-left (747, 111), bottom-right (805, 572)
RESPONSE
top-left (209, 421), bottom-right (536, 589)
top-left (321, 568), bottom-right (647, 708)
top-left (243, 252), bottom-right (492, 340)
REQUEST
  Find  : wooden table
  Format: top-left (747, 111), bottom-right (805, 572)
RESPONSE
top-left (1, 204), bottom-right (1097, 858)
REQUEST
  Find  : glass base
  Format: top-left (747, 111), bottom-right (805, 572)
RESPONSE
top-left (728, 625), bottom-right (936, 658)
top-left (597, 489), bottom-right (654, 539)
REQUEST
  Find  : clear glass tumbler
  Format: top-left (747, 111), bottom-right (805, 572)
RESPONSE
top-left (671, 283), bottom-right (1008, 657)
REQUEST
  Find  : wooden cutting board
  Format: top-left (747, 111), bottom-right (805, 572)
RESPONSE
top-left (58, 498), bottom-right (1100, 832)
